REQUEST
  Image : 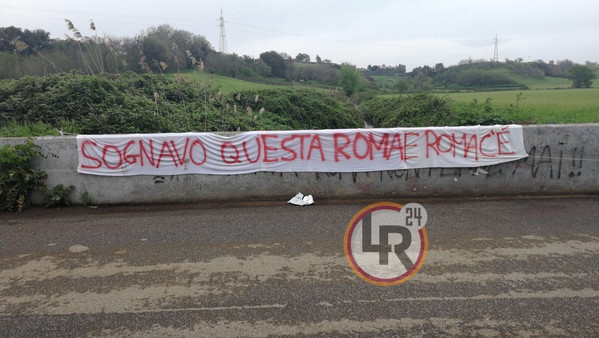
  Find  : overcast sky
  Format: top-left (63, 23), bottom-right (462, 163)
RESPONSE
top-left (1, 0), bottom-right (598, 70)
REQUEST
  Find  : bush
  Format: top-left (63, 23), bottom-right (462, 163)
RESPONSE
top-left (568, 65), bottom-right (595, 88)
top-left (0, 140), bottom-right (47, 212)
top-left (44, 184), bottom-right (75, 207)
top-left (361, 93), bottom-right (508, 128)
top-left (0, 73), bottom-right (362, 135)
top-left (225, 88), bottom-right (362, 130)
top-left (450, 99), bottom-right (511, 126)
top-left (362, 93), bottom-right (453, 127)
top-left (0, 141), bottom-right (78, 211)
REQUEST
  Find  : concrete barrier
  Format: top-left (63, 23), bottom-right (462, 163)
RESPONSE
top-left (1, 124), bottom-right (597, 205)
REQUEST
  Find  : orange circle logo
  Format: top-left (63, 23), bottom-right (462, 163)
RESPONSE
top-left (344, 202), bottom-right (428, 286)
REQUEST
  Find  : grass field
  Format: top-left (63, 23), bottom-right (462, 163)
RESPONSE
top-left (171, 70), bottom-right (597, 123)
top-left (166, 71), bottom-right (288, 94)
top-left (445, 88), bottom-right (599, 124)
top-left (170, 70), bottom-right (598, 124)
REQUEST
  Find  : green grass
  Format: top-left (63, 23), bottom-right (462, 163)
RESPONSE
top-left (445, 88), bottom-right (599, 124)
top-left (167, 70), bottom-right (289, 94)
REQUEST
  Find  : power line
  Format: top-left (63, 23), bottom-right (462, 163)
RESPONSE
top-left (0, 4), bottom-right (206, 22)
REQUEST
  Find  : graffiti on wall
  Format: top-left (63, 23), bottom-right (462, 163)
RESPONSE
top-left (150, 144), bottom-right (587, 186)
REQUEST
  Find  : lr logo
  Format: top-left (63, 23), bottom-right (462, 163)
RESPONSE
top-left (344, 202), bottom-right (428, 286)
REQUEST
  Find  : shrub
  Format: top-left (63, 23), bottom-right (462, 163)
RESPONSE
top-left (0, 73), bottom-right (362, 135)
top-left (361, 93), bottom-right (508, 128)
top-left (44, 184), bottom-right (75, 207)
top-left (362, 93), bottom-right (453, 127)
top-left (0, 140), bottom-right (47, 212)
top-left (568, 65), bottom-right (595, 88)
top-left (227, 88), bottom-right (362, 130)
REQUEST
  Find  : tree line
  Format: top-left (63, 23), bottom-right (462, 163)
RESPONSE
top-left (369, 58), bottom-right (595, 92)
top-left (1, 24), bottom-right (595, 91)
top-left (0, 23), bottom-right (343, 86)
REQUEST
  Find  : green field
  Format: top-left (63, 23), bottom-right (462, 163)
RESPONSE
top-left (166, 71), bottom-right (288, 94)
top-left (445, 88), bottom-right (599, 124)
top-left (172, 70), bottom-right (598, 124)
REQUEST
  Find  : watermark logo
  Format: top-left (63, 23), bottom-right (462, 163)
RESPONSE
top-left (344, 202), bottom-right (428, 286)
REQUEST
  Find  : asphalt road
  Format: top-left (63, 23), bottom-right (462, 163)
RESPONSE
top-left (1, 196), bottom-right (598, 337)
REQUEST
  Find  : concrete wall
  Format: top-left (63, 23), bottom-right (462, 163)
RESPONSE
top-left (1, 124), bottom-right (597, 205)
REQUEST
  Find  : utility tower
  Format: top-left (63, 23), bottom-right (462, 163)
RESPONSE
top-left (219, 9), bottom-right (228, 54)
top-left (493, 35), bottom-right (499, 62)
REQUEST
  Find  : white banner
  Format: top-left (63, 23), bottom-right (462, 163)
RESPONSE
top-left (76, 125), bottom-right (528, 176)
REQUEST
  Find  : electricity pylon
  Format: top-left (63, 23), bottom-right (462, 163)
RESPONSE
top-left (493, 35), bottom-right (499, 62)
top-left (219, 9), bottom-right (228, 54)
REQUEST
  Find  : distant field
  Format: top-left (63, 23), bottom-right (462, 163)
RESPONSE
top-left (171, 71), bottom-right (598, 124)
top-left (445, 88), bottom-right (599, 124)
top-left (166, 71), bottom-right (288, 94)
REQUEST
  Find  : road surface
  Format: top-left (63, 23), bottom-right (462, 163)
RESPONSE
top-left (1, 196), bottom-right (598, 336)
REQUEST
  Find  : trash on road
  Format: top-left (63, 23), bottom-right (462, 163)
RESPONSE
top-left (287, 192), bottom-right (314, 206)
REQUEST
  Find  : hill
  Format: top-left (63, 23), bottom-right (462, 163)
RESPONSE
top-left (367, 60), bottom-right (595, 92)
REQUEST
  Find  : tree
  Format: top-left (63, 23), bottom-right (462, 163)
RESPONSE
top-left (434, 63), bottom-right (445, 73)
top-left (411, 65), bottom-right (433, 77)
top-left (250, 58), bottom-right (271, 77)
top-left (0, 26), bottom-right (51, 55)
top-left (338, 64), bottom-right (362, 96)
top-left (259, 51), bottom-right (286, 78)
top-left (557, 59), bottom-right (574, 74)
top-left (568, 65), bottom-right (595, 88)
top-left (410, 71), bottom-right (432, 92)
top-left (295, 53), bottom-right (310, 63)
top-left (141, 36), bottom-right (169, 71)
top-left (394, 78), bottom-right (410, 93)
top-left (206, 52), bottom-right (245, 77)
top-left (142, 24), bottom-right (211, 72)
top-left (395, 64), bottom-right (407, 76)
top-left (169, 28), bottom-right (211, 70)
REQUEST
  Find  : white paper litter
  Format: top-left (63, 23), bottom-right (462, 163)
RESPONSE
top-left (287, 192), bottom-right (314, 206)
top-left (472, 167), bottom-right (489, 176)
